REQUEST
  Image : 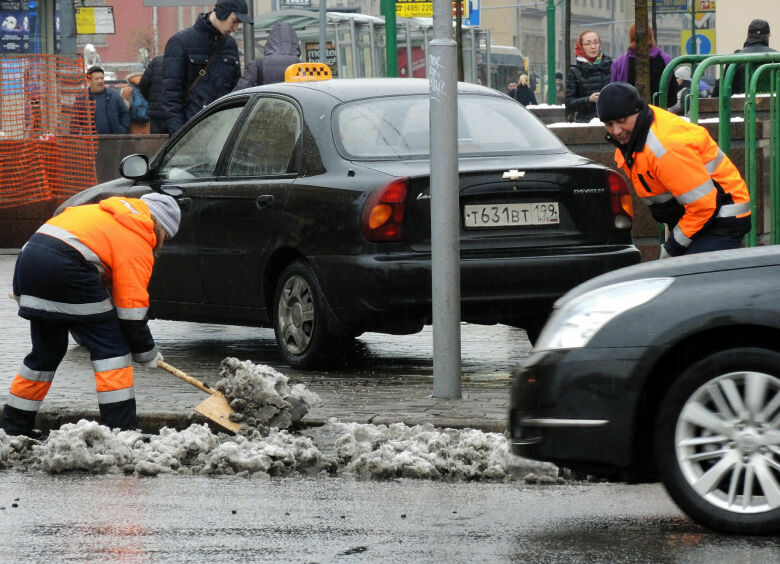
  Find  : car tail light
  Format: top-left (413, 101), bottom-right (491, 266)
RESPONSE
top-left (607, 170), bottom-right (633, 230)
top-left (361, 178), bottom-right (408, 242)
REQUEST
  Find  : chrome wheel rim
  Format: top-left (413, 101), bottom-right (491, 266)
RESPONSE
top-left (277, 274), bottom-right (315, 355)
top-left (675, 371), bottom-right (780, 514)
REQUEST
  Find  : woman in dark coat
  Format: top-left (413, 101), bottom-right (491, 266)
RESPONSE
top-left (565, 30), bottom-right (612, 122)
top-left (513, 73), bottom-right (537, 106)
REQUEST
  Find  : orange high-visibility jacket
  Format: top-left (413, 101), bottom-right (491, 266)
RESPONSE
top-left (613, 105), bottom-right (751, 255)
top-left (42, 197), bottom-right (158, 320)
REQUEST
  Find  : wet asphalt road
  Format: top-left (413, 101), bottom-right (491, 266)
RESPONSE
top-left (1, 473), bottom-right (778, 563)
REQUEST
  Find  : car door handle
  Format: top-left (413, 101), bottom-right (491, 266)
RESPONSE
top-left (256, 195), bottom-right (275, 210)
top-left (178, 197), bottom-right (192, 211)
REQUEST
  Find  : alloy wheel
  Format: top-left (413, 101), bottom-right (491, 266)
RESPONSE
top-left (675, 370), bottom-right (780, 514)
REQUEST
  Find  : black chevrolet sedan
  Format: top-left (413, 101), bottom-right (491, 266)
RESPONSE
top-left (60, 74), bottom-right (639, 368)
top-left (510, 246), bottom-right (780, 534)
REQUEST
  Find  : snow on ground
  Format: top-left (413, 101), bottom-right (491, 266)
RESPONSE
top-left (0, 359), bottom-right (562, 483)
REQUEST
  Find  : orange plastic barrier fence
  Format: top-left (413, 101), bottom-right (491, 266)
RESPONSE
top-left (0, 55), bottom-right (97, 209)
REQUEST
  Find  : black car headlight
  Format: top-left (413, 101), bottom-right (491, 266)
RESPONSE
top-left (534, 277), bottom-right (674, 351)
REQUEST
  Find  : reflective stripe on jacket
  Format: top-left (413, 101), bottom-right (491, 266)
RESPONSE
top-left (42, 197), bottom-right (158, 319)
top-left (613, 105), bottom-right (751, 255)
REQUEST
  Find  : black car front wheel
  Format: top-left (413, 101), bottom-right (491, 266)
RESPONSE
top-left (655, 347), bottom-right (780, 534)
top-left (273, 261), bottom-right (347, 369)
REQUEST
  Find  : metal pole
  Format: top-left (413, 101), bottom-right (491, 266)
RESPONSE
top-left (429, 0), bottom-right (462, 399)
top-left (486, 29), bottom-right (492, 88)
top-left (320, 0), bottom-right (328, 65)
top-left (351, 19), bottom-right (359, 77)
top-left (153, 7), bottom-right (159, 57)
top-left (546, 0), bottom-right (556, 104)
top-left (242, 0), bottom-right (255, 70)
top-left (58, 0), bottom-right (77, 55)
top-left (690, 0), bottom-right (697, 55)
top-left (406, 22), bottom-right (413, 77)
top-left (335, 21), bottom-right (343, 76)
top-left (382, 0), bottom-right (398, 77)
top-left (470, 28), bottom-right (477, 83)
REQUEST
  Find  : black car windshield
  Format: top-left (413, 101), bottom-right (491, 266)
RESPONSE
top-left (333, 93), bottom-right (565, 160)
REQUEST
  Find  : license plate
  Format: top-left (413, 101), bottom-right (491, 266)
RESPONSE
top-left (463, 202), bottom-right (560, 228)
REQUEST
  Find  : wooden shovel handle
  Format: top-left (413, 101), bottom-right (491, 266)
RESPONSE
top-left (158, 360), bottom-right (216, 396)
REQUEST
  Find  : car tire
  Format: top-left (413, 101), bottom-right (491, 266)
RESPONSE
top-left (654, 347), bottom-right (780, 534)
top-left (273, 261), bottom-right (342, 369)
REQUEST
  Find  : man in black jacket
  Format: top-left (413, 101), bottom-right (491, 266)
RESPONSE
top-left (731, 19), bottom-right (777, 94)
top-left (162, 0), bottom-right (251, 134)
top-left (139, 55), bottom-right (167, 134)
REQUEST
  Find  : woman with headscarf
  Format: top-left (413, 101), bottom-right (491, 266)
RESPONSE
top-left (565, 30), bottom-right (613, 122)
top-left (611, 23), bottom-right (678, 106)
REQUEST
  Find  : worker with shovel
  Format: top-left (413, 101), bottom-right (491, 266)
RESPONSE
top-left (1, 193), bottom-right (180, 437)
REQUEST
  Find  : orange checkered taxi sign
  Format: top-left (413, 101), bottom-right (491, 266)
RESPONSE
top-left (284, 62), bottom-right (333, 82)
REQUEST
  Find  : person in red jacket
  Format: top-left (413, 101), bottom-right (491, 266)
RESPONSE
top-left (1, 194), bottom-right (180, 436)
top-left (597, 82), bottom-right (751, 258)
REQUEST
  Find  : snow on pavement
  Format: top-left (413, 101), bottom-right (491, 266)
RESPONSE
top-left (0, 359), bottom-right (562, 483)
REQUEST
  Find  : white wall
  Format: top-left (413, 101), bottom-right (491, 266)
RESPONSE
top-left (717, 1), bottom-right (780, 53)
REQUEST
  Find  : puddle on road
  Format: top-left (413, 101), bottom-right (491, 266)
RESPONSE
top-left (0, 358), bottom-right (560, 483)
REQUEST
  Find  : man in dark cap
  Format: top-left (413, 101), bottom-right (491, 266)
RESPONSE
top-left (597, 82), bottom-right (751, 259)
top-left (163, 1), bottom-right (253, 134)
top-left (731, 18), bottom-right (776, 94)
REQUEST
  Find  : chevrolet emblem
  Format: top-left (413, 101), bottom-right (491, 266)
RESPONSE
top-left (502, 169), bottom-right (525, 180)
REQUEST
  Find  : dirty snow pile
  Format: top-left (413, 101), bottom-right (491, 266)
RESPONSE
top-left (310, 419), bottom-right (560, 482)
top-left (215, 357), bottom-right (321, 432)
top-left (0, 419), bottom-right (561, 482)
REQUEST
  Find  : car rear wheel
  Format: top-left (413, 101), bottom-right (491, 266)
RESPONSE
top-left (273, 261), bottom-right (344, 369)
top-left (655, 348), bottom-right (780, 534)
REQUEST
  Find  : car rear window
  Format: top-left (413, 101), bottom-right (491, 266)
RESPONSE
top-left (333, 93), bottom-right (565, 160)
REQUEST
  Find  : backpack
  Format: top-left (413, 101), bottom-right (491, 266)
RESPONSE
top-left (129, 85), bottom-right (150, 123)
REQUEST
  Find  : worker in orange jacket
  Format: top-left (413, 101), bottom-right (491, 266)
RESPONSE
top-left (597, 82), bottom-right (751, 257)
top-left (1, 194), bottom-right (180, 436)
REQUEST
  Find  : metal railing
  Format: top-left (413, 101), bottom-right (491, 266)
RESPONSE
top-left (656, 53), bottom-right (780, 247)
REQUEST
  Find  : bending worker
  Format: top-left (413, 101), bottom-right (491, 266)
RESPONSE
top-left (597, 82), bottom-right (751, 258)
top-left (1, 194), bottom-right (181, 436)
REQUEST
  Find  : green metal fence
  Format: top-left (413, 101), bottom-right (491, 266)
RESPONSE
top-left (655, 53), bottom-right (780, 247)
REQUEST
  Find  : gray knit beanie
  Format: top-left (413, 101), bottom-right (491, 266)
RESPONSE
top-left (141, 193), bottom-right (180, 238)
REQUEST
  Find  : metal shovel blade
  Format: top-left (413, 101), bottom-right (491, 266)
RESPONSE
top-left (194, 392), bottom-right (242, 434)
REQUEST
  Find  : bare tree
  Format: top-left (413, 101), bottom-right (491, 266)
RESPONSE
top-left (634, 0), bottom-right (650, 101)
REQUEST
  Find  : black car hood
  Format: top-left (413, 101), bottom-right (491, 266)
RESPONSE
top-left (54, 177), bottom-right (141, 215)
top-left (351, 151), bottom-right (590, 177)
top-left (558, 245), bottom-right (780, 305)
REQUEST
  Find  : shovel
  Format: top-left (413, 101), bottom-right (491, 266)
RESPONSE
top-left (158, 360), bottom-right (241, 434)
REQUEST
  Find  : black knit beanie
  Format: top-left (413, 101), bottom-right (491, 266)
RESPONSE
top-left (597, 82), bottom-right (644, 122)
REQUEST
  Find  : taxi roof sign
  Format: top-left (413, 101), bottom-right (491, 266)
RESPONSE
top-left (285, 63), bottom-right (333, 82)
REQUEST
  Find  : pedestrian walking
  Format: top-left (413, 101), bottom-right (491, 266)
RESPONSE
top-left (597, 82), bottom-right (751, 258)
top-left (121, 71), bottom-right (151, 134)
top-left (162, 0), bottom-right (251, 134)
top-left (610, 23), bottom-right (678, 106)
top-left (1, 194), bottom-right (181, 436)
top-left (71, 65), bottom-right (129, 135)
top-left (731, 18), bottom-right (777, 94)
top-left (233, 21), bottom-right (301, 91)
top-left (139, 55), bottom-right (168, 135)
top-left (565, 30), bottom-right (612, 122)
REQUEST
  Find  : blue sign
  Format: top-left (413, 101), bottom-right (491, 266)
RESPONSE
top-left (686, 33), bottom-right (713, 55)
top-left (464, 0), bottom-right (479, 26)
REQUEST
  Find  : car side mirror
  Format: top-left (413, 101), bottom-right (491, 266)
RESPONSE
top-left (119, 154), bottom-right (149, 179)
